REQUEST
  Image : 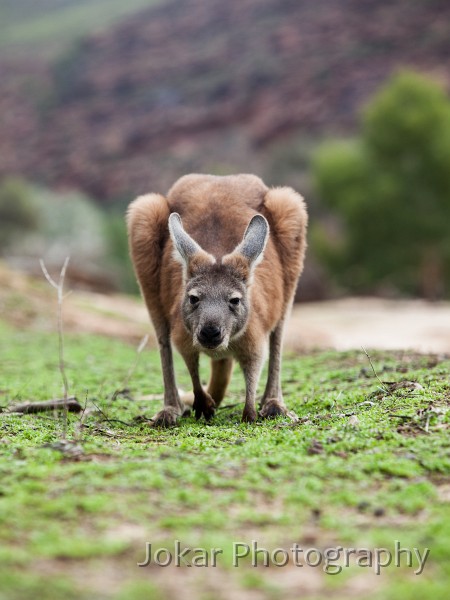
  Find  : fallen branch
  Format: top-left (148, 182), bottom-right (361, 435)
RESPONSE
top-left (9, 397), bottom-right (82, 414)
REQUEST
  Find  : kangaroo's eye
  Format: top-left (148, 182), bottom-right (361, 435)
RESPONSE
top-left (189, 295), bottom-right (200, 305)
top-left (229, 297), bottom-right (240, 306)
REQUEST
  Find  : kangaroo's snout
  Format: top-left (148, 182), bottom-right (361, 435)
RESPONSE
top-left (198, 324), bottom-right (223, 348)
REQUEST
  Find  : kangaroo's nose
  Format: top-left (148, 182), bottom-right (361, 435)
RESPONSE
top-left (198, 325), bottom-right (222, 346)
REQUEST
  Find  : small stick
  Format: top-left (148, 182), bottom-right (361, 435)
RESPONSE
top-left (91, 400), bottom-right (134, 427)
top-left (361, 347), bottom-right (390, 396)
top-left (40, 257), bottom-right (71, 438)
top-left (218, 402), bottom-right (243, 411)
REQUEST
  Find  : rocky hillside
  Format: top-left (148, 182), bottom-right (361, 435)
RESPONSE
top-left (1, 0), bottom-right (449, 200)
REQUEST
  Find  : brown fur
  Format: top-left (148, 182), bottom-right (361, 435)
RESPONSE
top-left (127, 174), bottom-right (307, 425)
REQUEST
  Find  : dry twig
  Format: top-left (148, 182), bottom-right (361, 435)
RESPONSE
top-left (361, 347), bottom-right (390, 396)
top-left (40, 257), bottom-right (71, 438)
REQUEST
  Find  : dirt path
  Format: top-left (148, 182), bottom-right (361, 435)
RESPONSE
top-left (2, 264), bottom-right (449, 353)
top-left (71, 293), bottom-right (450, 354)
top-left (287, 297), bottom-right (450, 354)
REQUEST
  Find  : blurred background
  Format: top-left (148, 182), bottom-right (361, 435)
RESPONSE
top-left (0, 0), bottom-right (449, 349)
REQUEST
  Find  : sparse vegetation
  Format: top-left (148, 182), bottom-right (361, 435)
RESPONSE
top-left (0, 314), bottom-right (449, 598)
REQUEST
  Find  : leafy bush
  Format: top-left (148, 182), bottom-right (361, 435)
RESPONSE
top-left (2, 180), bottom-right (136, 292)
top-left (313, 71), bottom-right (450, 299)
top-left (0, 178), bottom-right (39, 252)
top-left (103, 211), bottom-right (139, 294)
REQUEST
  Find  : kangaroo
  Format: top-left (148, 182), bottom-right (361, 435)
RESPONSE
top-left (127, 174), bottom-right (307, 426)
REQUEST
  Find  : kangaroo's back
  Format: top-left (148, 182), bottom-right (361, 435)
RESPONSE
top-left (167, 174), bottom-right (268, 258)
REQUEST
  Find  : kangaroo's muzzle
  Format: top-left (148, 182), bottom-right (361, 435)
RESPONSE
top-left (197, 325), bottom-right (223, 349)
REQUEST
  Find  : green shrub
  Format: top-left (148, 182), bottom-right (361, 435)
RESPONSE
top-left (0, 178), bottom-right (39, 252)
top-left (313, 71), bottom-right (450, 299)
top-left (1, 180), bottom-right (136, 292)
top-left (103, 211), bottom-right (139, 294)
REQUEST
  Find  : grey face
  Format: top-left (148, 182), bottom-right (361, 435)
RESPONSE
top-left (182, 268), bottom-right (248, 351)
top-left (168, 211), bottom-right (269, 352)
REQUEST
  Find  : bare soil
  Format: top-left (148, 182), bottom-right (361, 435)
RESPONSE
top-left (1, 263), bottom-right (449, 353)
top-left (286, 297), bottom-right (450, 354)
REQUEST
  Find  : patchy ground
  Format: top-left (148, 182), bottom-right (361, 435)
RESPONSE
top-left (1, 263), bottom-right (449, 598)
top-left (0, 313), bottom-right (449, 599)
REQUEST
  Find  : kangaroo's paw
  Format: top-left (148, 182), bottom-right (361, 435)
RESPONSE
top-left (193, 391), bottom-right (216, 422)
top-left (151, 406), bottom-right (181, 427)
top-left (260, 398), bottom-right (298, 422)
top-left (241, 406), bottom-right (257, 423)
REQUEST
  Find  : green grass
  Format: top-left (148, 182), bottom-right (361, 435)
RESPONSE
top-left (0, 319), bottom-right (449, 599)
top-left (0, 0), bottom-right (162, 58)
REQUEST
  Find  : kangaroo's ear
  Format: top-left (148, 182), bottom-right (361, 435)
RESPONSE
top-left (168, 213), bottom-right (215, 277)
top-left (222, 214), bottom-right (269, 281)
top-left (168, 213), bottom-right (200, 263)
top-left (238, 215), bottom-right (269, 265)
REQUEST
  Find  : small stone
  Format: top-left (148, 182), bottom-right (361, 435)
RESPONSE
top-left (233, 438), bottom-right (246, 445)
top-left (307, 439), bottom-right (324, 455)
